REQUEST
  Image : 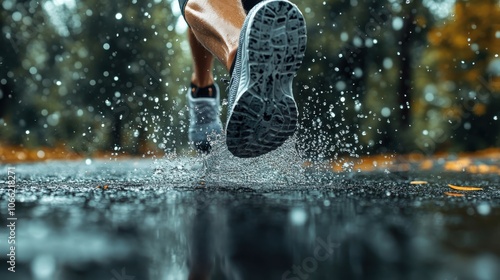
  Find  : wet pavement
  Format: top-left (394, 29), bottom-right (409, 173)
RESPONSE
top-left (0, 151), bottom-right (500, 280)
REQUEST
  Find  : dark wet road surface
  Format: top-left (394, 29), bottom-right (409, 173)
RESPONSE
top-left (0, 157), bottom-right (499, 280)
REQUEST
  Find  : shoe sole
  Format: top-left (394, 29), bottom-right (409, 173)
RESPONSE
top-left (226, 0), bottom-right (307, 158)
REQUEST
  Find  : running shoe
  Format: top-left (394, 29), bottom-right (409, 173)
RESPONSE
top-left (226, 0), bottom-right (307, 158)
top-left (188, 83), bottom-right (223, 153)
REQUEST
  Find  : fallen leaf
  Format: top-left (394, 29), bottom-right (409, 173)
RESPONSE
top-left (103, 185), bottom-right (109, 190)
top-left (444, 192), bottom-right (464, 197)
top-left (410, 181), bottom-right (428, 185)
top-left (97, 185), bottom-right (101, 188)
top-left (448, 184), bottom-right (483, 191)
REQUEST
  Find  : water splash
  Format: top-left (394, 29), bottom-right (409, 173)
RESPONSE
top-left (199, 134), bottom-right (307, 186)
top-left (153, 131), bottom-right (347, 189)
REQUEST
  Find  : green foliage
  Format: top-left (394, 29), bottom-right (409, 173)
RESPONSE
top-left (294, 0), bottom-right (436, 157)
top-left (1, 0), bottom-right (192, 154)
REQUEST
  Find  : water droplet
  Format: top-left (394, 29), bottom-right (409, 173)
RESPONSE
top-left (381, 107), bottom-right (391, 117)
top-left (340, 32), bottom-right (349, 42)
top-left (392, 17), bottom-right (403, 31)
top-left (289, 208), bottom-right (307, 226)
top-left (477, 203), bottom-right (491, 216)
top-left (37, 150), bottom-right (45, 159)
top-left (31, 254), bottom-right (56, 279)
top-left (383, 57), bottom-right (393, 69)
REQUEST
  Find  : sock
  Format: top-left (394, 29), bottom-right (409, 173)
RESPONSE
top-left (191, 83), bottom-right (216, 98)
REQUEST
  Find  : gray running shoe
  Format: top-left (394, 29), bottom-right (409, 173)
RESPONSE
top-left (226, 0), bottom-right (307, 158)
top-left (188, 83), bottom-right (223, 153)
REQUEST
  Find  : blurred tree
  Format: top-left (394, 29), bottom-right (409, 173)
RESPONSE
top-left (426, 0), bottom-right (500, 151)
top-left (60, 0), bottom-right (190, 154)
top-left (428, 0), bottom-right (500, 87)
top-left (0, 0), bottom-right (192, 155)
top-left (0, 0), bottom-right (58, 145)
top-left (1, 0), bottom-right (499, 158)
top-left (294, 0), bottom-right (435, 159)
top-left (0, 5), bottom-right (18, 120)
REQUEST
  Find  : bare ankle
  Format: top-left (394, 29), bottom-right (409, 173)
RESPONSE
top-left (227, 46), bottom-right (238, 73)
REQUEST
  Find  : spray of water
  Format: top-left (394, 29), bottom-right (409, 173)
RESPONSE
top-left (153, 134), bottom-right (307, 188)
top-left (152, 80), bottom-right (361, 188)
top-left (153, 123), bottom-right (355, 189)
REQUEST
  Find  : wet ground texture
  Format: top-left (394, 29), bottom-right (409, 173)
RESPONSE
top-left (0, 157), bottom-right (499, 280)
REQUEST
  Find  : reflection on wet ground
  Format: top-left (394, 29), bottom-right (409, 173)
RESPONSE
top-left (0, 159), bottom-right (499, 280)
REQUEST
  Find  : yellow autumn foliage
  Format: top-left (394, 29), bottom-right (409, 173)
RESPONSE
top-left (428, 0), bottom-right (500, 92)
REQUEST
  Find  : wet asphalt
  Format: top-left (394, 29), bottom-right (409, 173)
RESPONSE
top-left (0, 154), bottom-right (499, 280)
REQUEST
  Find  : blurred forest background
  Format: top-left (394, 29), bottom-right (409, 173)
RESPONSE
top-left (0, 0), bottom-right (499, 159)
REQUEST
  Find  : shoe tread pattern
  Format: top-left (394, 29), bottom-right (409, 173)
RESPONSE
top-left (226, 0), bottom-right (307, 158)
